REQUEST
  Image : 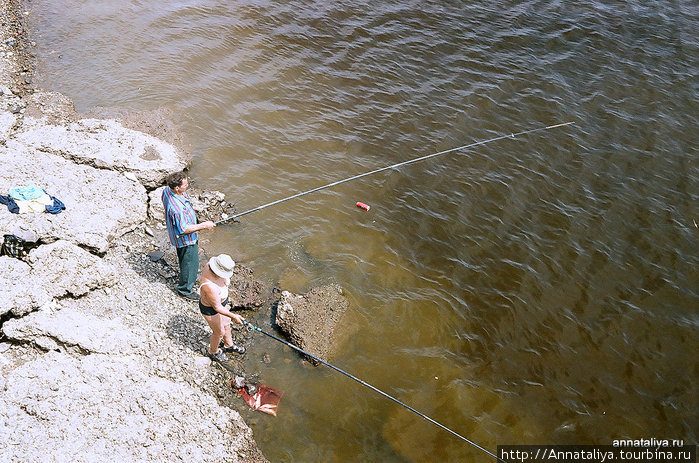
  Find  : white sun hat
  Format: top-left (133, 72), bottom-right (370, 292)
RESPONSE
top-left (209, 254), bottom-right (235, 279)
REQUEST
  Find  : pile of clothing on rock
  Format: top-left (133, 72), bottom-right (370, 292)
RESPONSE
top-left (0, 184), bottom-right (65, 214)
top-left (0, 185), bottom-right (63, 259)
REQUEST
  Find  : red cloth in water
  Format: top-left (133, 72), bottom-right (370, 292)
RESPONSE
top-left (235, 384), bottom-right (284, 416)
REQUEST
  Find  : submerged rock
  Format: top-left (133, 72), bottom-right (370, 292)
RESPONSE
top-left (229, 264), bottom-right (267, 309)
top-left (275, 285), bottom-right (349, 365)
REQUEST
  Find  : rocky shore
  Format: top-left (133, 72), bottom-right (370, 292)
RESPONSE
top-left (0, 2), bottom-right (348, 461)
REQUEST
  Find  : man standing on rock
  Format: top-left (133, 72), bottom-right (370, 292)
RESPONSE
top-left (162, 172), bottom-right (214, 300)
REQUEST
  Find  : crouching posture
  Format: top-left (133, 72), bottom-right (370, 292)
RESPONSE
top-left (199, 254), bottom-right (246, 362)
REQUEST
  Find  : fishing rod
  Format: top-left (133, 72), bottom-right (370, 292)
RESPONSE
top-left (243, 321), bottom-right (510, 463)
top-left (217, 121), bottom-right (574, 225)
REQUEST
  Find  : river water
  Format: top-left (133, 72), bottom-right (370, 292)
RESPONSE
top-left (27, 1), bottom-right (696, 461)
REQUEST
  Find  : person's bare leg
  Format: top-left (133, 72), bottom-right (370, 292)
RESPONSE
top-left (204, 314), bottom-right (224, 354)
top-left (221, 317), bottom-right (234, 348)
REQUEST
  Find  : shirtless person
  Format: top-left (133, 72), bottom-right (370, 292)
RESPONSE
top-left (199, 254), bottom-right (246, 362)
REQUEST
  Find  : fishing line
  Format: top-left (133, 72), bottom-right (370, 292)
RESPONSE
top-left (217, 121), bottom-right (574, 225)
top-left (243, 321), bottom-right (510, 463)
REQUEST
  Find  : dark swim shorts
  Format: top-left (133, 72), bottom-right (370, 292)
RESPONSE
top-left (199, 297), bottom-right (230, 316)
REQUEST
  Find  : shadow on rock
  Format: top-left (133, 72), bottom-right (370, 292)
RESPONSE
top-left (165, 310), bottom-right (252, 375)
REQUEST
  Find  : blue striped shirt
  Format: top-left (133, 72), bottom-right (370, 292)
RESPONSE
top-left (162, 187), bottom-right (198, 248)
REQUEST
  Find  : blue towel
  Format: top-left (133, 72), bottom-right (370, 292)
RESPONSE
top-left (9, 185), bottom-right (45, 201)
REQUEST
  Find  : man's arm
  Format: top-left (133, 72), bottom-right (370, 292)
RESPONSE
top-left (181, 221), bottom-right (215, 235)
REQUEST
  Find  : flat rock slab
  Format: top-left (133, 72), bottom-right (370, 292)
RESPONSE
top-left (0, 143), bottom-right (146, 253)
top-left (0, 351), bottom-right (256, 463)
top-left (275, 285), bottom-right (349, 364)
top-left (0, 240), bottom-right (118, 317)
top-left (2, 304), bottom-right (143, 355)
top-left (0, 109), bottom-right (15, 142)
top-left (17, 90), bottom-right (187, 188)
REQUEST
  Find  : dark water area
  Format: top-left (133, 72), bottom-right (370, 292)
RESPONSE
top-left (28, 1), bottom-right (697, 461)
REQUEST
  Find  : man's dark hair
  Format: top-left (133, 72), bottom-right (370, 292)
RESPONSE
top-left (166, 172), bottom-right (187, 189)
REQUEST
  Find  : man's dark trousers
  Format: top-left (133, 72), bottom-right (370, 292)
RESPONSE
top-left (176, 243), bottom-right (198, 296)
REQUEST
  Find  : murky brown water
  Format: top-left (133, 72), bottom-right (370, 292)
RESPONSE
top-left (28, 1), bottom-right (697, 461)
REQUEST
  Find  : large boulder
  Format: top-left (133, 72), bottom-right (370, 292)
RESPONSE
top-left (275, 285), bottom-right (349, 364)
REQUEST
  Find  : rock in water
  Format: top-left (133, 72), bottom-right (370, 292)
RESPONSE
top-left (274, 284), bottom-right (348, 365)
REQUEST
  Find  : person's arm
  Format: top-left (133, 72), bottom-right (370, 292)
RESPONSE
top-left (201, 285), bottom-right (244, 324)
top-left (167, 203), bottom-right (214, 237)
top-left (215, 301), bottom-right (244, 325)
top-left (181, 221), bottom-right (215, 234)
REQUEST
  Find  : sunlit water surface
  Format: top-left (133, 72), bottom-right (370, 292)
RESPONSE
top-left (28, 1), bottom-right (697, 461)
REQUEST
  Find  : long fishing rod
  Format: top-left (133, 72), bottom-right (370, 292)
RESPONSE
top-left (243, 321), bottom-right (510, 463)
top-left (217, 121), bottom-right (574, 225)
